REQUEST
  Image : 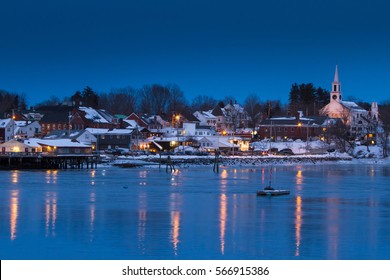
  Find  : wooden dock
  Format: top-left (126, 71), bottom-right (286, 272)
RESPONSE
top-left (0, 153), bottom-right (99, 170)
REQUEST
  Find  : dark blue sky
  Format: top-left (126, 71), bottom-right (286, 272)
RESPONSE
top-left (1, 0), bottom-right (389, 106)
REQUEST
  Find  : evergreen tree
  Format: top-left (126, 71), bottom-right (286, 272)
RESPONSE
top-left (82, 86), bottom-right (99, 108)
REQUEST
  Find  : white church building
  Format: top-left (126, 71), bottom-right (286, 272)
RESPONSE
top-left (319, 66), bottom-right (381, 141)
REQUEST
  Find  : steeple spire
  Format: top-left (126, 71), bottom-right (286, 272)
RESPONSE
top-left (334, 65), bottom-right (339, 83)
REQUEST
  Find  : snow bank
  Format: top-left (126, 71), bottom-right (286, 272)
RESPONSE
top-left (352, 145), bottom-right (383, 158)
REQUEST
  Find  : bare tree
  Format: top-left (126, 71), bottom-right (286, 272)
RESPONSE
top-left (35, 95), bottom-right (61, 107)
top-left (139, 84), bottom-right (170, 115)
top-left (191, 95), bottom-right (217, 111)
top-left (244, 93), bottom-right (262, 131)
top-left (379, 102), bottom-right (390, 157)
top-left (99, 87), bottom-right (138, 115)
top-left (167, 84), bottom-right (188, 115)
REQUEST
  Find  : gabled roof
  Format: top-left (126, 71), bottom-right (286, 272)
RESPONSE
top-left (0, 118), bottom-right (13, 128)
top-left (183, 112), bottom-right (200, 122)
top-left (122, 119), bottom-right (139, 128)
top-left (78, 107), bottom-right (110, 123)
top-left (27, 138), bottom-right (91, 148)
top-left (340, 101), bottom-right (367, 112)
top-left (126, 113), bottom-right (149, 127)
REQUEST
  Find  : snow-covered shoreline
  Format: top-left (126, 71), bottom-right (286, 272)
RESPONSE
top-left (109, 153), bottom-right (380, 168)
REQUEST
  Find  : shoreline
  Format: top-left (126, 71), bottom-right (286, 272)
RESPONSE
top-left (111, 154), bottom-right (362, 168)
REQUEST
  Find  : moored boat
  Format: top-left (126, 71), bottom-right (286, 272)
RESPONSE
top-left (256, 187), bottom-right (290, 196)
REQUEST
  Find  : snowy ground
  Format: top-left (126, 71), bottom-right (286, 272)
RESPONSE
top-left (105, 140), bottom-right (389, 168)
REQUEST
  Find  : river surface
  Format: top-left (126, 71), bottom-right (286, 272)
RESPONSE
top-left (1, 163), bottom-right (390, 260)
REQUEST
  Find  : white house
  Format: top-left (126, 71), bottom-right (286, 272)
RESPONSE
top-left (0, 139), bottom-right (40, 153)
top-left (182, 122), bottom-right (216, 137)
top-left (0, 118), bottom-right (16, 143)
top-left (14, 120), bottom-right (41, 139)
top-left (193, 111), bottom-right (218, 128)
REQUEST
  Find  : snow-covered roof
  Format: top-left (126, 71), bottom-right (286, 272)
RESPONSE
top-left (151, 140), bottom-right (163, 150)
top-left (201, 111), bottom-right (217, 119)
top-left (78, 107), bottom-right (109, 123)
top-left (26, 138), bottom-right (91, 148)
top-left (86, 128), bottom-right (110, 135)
top-left (15, 121), bottom-right (33, 127)
top-left (261, 116), bottom-right (325, 126)
top-left (86, 128), bottom-right (135, 135)
top-left (105, 129), bottom-right (135, 135)
top-left (232, 103), bottom-right (244, 113)
top-left (123, 119), bottom-right (139, 128)
top-left (1, 139), bottom-right (34, 149)
top-left (0, 118), bottom-right (12, 128)
top-left (218, 138), bottom-right (240, 148)
top-left (340, 101), bottom-right (367, 112)
top-left (44, 130), bottom-right (89, 140)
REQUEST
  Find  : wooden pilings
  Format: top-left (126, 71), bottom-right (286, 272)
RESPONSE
top-left (0, 154), bottom-right (99, 170)
top-left (166, 155), bottom-right (175, 173)
top-left (213, 150), bottom-right (220, 173)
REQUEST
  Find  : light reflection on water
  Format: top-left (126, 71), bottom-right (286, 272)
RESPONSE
top-left (295, 196), bottom-right (302, 257)
top-left (45, 192), bottom-right (57, 237)
top-left (10, 190), bottom-right (19, 241)
top-left (1, 164), bottom-right (390, 260)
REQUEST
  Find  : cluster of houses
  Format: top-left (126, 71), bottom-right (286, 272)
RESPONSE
top-left (0, 66), bottom-right (384, 156)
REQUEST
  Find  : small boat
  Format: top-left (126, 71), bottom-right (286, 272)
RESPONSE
top-left (256, 166), bottom-right (290, 196)
top-left (256, 187), bottom-right (290, 196)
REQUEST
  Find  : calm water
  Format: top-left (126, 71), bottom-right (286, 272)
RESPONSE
top-left (1, 163), bottom-right (390, 260)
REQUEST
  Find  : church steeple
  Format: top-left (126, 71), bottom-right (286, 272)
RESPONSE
top-left (334, 65), bottom-right (339, 83)
top-left (331, 65), bottom-right (342, 102)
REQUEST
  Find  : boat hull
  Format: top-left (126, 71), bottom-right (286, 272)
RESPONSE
top-left (256, 190), bottom-right (290, 196)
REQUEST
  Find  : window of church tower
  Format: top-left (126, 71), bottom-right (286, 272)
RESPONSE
top-left (339, 95), bottom-right (342, 100)
top-left (334, 85), bottom-right (337, 91)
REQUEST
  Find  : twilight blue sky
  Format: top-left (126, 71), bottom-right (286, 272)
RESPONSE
top-left (1, 0), bottom-right (389, 106)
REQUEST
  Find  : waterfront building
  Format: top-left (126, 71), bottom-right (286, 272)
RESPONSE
top-left (14, 120), bottom-right (41, 139)
top-left (0, 118), bottom-right (16, 143)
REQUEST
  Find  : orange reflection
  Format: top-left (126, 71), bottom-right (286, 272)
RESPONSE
top-left (45, 170), bottom-right (58, 184)
top-left (169, 193), bottom-right (182, 255)
top-left (138, 192), bottom-right (148, 252)
top-left (10, 190), bottom-right (19, 240)
top-left (91, 170), bottom-right (96, 186)
top-left (295, 196), bottom-right (302, 256)
top-left (220, 169), bottom-right (229, 192)
top-left (170, 211), bottom-right (181, 255)
top-left (221, 169), bottom-right (228, 179)
top-left (220, 193), bottom-right (227, 255)
top-left (45, 192), bottom-right (57, 237)
top-left (296, 169), bottom-right (303, 190)
top-left (261, 167), bottom-right (266, 184)
top-left (11, 171), bottom-right (19, 184)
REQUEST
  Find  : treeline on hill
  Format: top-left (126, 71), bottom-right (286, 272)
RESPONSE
top-left (1, 83), bottom-right (390, 131)
top-left (0, 90), bottom-right (28, 117)
top-left (31, 84), bottom-right (286, 129)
